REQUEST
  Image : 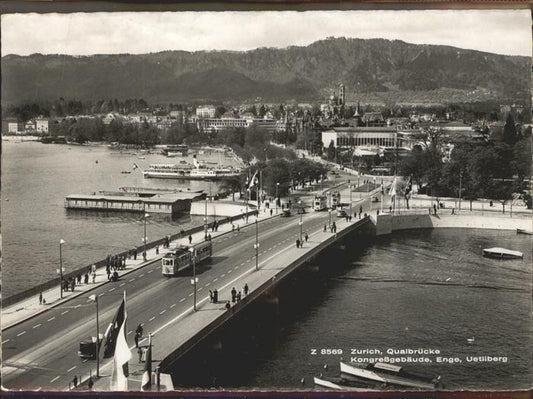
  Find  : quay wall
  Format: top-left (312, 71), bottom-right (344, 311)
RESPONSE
top-left (2, 210), bottom-right (259, 307)
top-left (190, 201), bottom-right (256, 217)
top-left (373, 212), bottom-right (532, 236)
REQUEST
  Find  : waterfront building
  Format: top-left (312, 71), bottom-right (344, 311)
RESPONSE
top-left (35, 118), bottom-right (49, 133)
top-left (196, 105), bottom-right (217, 119)
top-left (322, 126), bottom-right (400, 149)
top-left (2, 118), bottom-right (24, 134)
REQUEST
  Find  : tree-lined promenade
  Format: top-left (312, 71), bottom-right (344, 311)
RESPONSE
top-left (399, 114), bottom-right (532, 211)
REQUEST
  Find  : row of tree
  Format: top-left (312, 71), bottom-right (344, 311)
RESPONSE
top-left (220, 158), bottom-right (329, 200)
top-left (400, 114), bottom-right (532, 209)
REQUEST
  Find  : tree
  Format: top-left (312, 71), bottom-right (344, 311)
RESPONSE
top-left (502, 114), bottom-right (519, 145)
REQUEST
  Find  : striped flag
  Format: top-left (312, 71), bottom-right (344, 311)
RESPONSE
top-left (141, 334), bottom-right (152, 391)
top-left (389, 176), bottom-right (397, 199)
top-left (110, 291), bottom-right (131, 391)
top-left (102, 295), bottom-right (125, 358)
top-left (249, 170), bottom-right (258, 189)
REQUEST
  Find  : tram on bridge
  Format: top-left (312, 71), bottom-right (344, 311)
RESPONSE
top-left (162, 241), bottom-right (212, 277)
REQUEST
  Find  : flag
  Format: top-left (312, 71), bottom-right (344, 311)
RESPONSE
top-left (103, 296), bottom-right (125, 358)
top-left (389, 176), bottom-right (397, 199)
top-left (141, 335), bottom-right (152, 391)
top-left (404, 176), bottom-right (412, 196)
top-left (110, 291), bottom-right (131, 391)
top-left (249, 170), bottom-right (258, 189)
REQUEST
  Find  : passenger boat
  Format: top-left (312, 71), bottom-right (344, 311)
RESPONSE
top-left (340, 362), bottom-right (440, 390)
top-left (516, 228), bottom-right (533, 235)
top-left (313, 376), bottom-right (380, 391)
top-left (143, 164), bottom-right (240, 180)
top-left (482, 247), bottom-right (524, 259)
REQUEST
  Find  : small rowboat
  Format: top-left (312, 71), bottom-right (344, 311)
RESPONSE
top-left (516, 229), bottom-right (533, 235)
top-left (313, 376), bottom-right (380, 391)
top-left (340, 362), bottom-right (439, 390)
top-left (482, 247), bottom-right (523, 259)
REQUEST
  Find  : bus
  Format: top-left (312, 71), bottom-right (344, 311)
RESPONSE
top-left (330, 191), bottom-right (341, 209)
top-left (162, 241), bottom-right (213, 277)
top-left (314, 195), bottom-right (328, 211)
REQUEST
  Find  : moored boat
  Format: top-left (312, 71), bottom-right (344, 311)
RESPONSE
top-left (516, 228), bottom-right (533, 235)
top-left (143, 163), bottom-right (241, 180)
top-left (482, 247), bottom-right (523, 259)
top-left (340, 361), bottom-right (439, 390)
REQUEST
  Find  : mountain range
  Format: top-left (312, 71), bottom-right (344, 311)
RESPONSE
top-left (1, 37), bottom-right (530, 105)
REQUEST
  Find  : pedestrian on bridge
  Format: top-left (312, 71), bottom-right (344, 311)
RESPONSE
top-left (72, 375), bottom-right (78, 388)
top-left (88, 376), bottom-right (94, 390)
top-left (323, 224), bottom-right (327, 232)
top-left (244, 283), bottom-right (249, 296)
top-left (92, 271), bottom-right (96, 284)
top-left (209, 290), bottom-right (214, 302)
top-left (231, 287), bottom-right (237, 303)
top-left (225, 301), bottom-right (231, 311)
top-left (296, 239), bottom-right (301, 248)
top-left (189, 235), bottom-right (193, 244)
top-left (305, 233), bottom-right (309, 242)
top-left (39, 292), bottom-right (43, 305)
top-left (84, 273), bottom-right (89, 284)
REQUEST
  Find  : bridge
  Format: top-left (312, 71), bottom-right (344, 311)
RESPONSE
top-left (2, 178), bottom-right (383, 391)
top-left (3, 179), bottom-right (529, 392)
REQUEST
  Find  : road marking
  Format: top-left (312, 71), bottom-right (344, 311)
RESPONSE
top-left (61, 310), bottom-right (69, 315)
top-left (213, 278), bottom-right (218, 282)
top-left (205, 282), bottom-right (210, 287)
top-left (119, 283), bottom-right (126, 287)
top-left (108, 288), bottom-right (115, 292)
top-left (188, 293), bottom-right (193, 297)
top-left (17, 331), bottom-right (26, 337)
top-left (198, 287), bottom-right (203, 291)
top-left (147, 270), bottom-right (153, 274)
top-left (2, 339), bottom-right (10, 344)
top-left (83, 359), bottom-right (88, 363)
top-left (240, 262), bottom-right (245, 266)
top-left (246, 259), bottom-right (251, 262)
top-left (86, 299), bottom-right (92, 303)
top-left (139, 274), bottom-right (144, 277)
top-left (234, 266), bottom-right (239, 270)
top-left (74, 304), bottom-right (81, 308)
top-left (140, 323), bottom-right (145, 326)
top-left (149, 316), bottom-right (155, 322)
top-left (36, 387), bottom-right (42, 391)
top-left (127, 331), bottom-right (132, 335)
top-left (170, 304), bottom-right (176, 308)
top-left (47, 317), bottom-right (55, 322)
top-left (227, 270), bottom-right (232, 274)
top-left (268, 247), bottom-right (273, 251)
top-left (50, 376), bottom-right (60, 383)
top-left (160, 310), bottom-right (166, 315)
top-left (33, 324), bottom-right (41, 329)
top-left (67, 366), bottom-right (77, 372)
top-left (129, 278), bottom-right (135, 282)
top-left (179, 298), bottom-right (185, 302)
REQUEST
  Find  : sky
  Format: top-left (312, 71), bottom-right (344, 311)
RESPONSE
top-left (1, 10), bottom-right (531, 57)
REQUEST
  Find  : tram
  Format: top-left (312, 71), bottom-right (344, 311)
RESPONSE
top-left (162, 241), bottom-right (212, 277)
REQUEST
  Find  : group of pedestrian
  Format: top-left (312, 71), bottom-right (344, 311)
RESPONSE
top-left (163, 235), bottom-right (171, 249)
top-left (106, 255), bottom-right (125, 281)
top-left (39, 291), bottom-right (46, 305)
top-left (330, 221), bottom-right (337, 233)
top-left (231, 286), bottom-right (242, 303)
top-left (134, 323), bottom-right (143, 348)
top-left (344, 215), bottom-right (353, 222)
top-left (209, 289), bottom-right (219, 303)
top-left (211, 221), bottom-right (220, 232)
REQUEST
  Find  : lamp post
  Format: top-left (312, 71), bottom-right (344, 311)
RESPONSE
top-left (254, 218), bottom-right (259, 271)
top-left (88, 294), bottom-right (100, 377)
top-left (204, 194), bottom-right (208, 240)
top-left (275, 182), bottom-right (279, 214)
top-left (189, 248), bottom-right (198, 311)
top-left (458, 170), bottom-right (463, 211)
top-left (349, 185), bottom-right (353, 220)
top-left (298, 201), bottom-right (303, 242)
top-left (328, 209), bottom-right (332, 229)
top-left (58, 239), bottom-right (65, 298)
top-left (143, 208), bottom-right (150, 261)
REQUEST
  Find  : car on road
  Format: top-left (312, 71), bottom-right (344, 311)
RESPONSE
top-left (337, 209), bottom-right (347, 217)
top-left (78, 336), bottom-right (102, 359)
top-left (281, 209), bottom-right (292, 217)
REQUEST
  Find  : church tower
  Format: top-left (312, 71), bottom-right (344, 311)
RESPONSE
top-left (338, 83), bottom-right (346, 106)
